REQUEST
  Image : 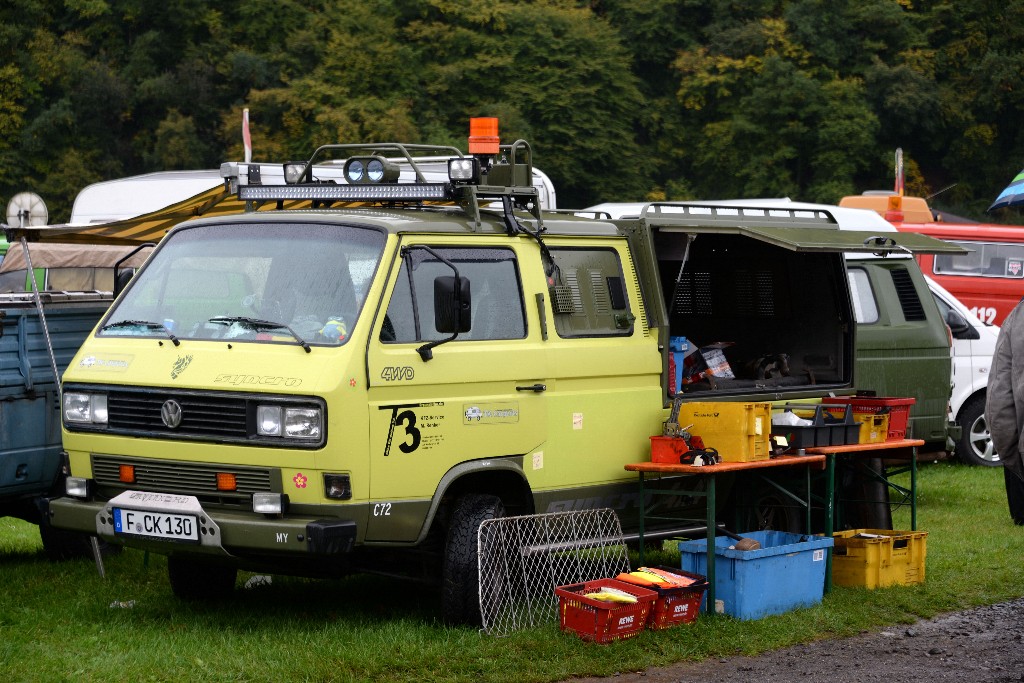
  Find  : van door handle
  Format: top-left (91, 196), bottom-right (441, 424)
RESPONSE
top-left (516, 383), bottom-right (547, 392)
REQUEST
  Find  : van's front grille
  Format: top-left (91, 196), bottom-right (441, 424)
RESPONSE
top-left (107, 391), bottom-right (248, 437)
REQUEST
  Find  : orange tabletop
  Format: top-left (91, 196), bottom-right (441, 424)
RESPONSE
top-left (802, 438), bottom-right (925, 455)
top-left (625, 454), bottom-right (826, 474)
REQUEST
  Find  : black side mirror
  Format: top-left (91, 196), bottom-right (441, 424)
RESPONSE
top-left (114, 268), bottom-right (135, 296)
top-left (434, 275), bottom-right (471, 333)
top-left (946, 309), bottom-right (979, 340)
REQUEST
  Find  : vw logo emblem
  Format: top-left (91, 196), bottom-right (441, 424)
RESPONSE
top-left (161, 399), bottom-right (183, 429)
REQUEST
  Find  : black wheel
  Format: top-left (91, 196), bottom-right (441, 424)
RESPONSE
top-left (442, 494), bottom-right (504, 626)
top-left (736, 479), bottom-right (804, 534)
top-left (38, 518), bottom-right (121, 562)
top-left (957, 394), bottom-right (1000, 466)
top-left (167, 556), bottom-right (238, 600)
top-left (838, 457), bottom-right (893, 530)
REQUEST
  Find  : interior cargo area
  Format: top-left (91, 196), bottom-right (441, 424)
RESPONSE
top-left (655, 231), bottom-right (853, 395)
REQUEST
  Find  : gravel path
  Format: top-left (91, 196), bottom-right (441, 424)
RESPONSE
top-left (567, 598), bottom-right (1024, 683)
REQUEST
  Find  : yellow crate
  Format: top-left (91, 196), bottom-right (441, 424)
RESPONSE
top-left (853, 412), bottom-right (889, 444)
top-left (831, 529), bottom-right (927, 589)
top-left (674, 401), bottom-right (771, 462)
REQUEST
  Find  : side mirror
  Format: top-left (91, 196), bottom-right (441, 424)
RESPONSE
top-left (946, 309), bottom-right (979, 340)
top-left (434, 275), bottom-right (471, 333)
top-left (114, 268), bottom-right (135, 296)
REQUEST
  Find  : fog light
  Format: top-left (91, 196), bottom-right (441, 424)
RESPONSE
top-left (118, 465), bottom-right (135, 484)
top-left (66, 477), bottom-right (90, 498)
top-left (323, 473), bottom-right (352, 500)
top-left (253, 493), bottom-right (286, 514)
top-left (217, 472), bottom-right (237, 491)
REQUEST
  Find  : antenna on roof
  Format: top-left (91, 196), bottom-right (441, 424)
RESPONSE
top-left (894, 148), bottom-right (904, 197)
top-left (243, 108), bottom-right (252, 163)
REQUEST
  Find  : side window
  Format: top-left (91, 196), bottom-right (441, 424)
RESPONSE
top-left (548, 247), bottom-right (633, 337)
top-left (382, 246), bottom-right (526, 343)
top-left (934, 240), bottom-right (1024, 278)
top-left (847, 267), bottom-right (879, 324)
top-left (46, 267), bottom-right (116, 292)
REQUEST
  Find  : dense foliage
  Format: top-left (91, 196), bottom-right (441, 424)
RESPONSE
top-left (2, 0), bottom-right (1023, 221)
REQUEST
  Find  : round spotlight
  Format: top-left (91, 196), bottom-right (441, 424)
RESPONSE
top-left (345, 159), bottom-right (365, 183)
top-left (367, 158), bottom-right (385, 183)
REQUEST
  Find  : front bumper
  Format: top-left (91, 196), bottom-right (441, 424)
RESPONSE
top-left (48, 495), bottom-right (356, 557)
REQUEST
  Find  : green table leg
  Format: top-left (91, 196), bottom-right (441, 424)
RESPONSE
top-left (825, 453), bottom-right (835, 594)
top-left (911, 446), bottom-right (917, 531)
top-left (705, 474), bottom-right (716, 614)
top-left (638, 472), bottom-right (646, 566)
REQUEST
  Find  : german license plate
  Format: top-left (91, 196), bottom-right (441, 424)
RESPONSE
top-left (113, 508), bottom-right (199, 543)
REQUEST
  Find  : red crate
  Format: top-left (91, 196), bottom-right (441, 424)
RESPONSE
top-left (822, 396), bottom-right (916, 440)
top-left (616, 567), bottom-right (708, 630)
top-left (555, 579), bottom-right (657, 643)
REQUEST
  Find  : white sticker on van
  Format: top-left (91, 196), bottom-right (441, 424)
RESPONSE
top-left (462, 402), bottom-right (519, 425)
top-left (77, 355), bottom-right (133, 371)
top-left (573, 413), bottom-right (583, 430)
top-left (532, 452), bottom-right (544, 470)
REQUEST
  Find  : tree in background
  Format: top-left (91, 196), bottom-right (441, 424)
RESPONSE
top-left (2, 0), bottom-right (1024, 221)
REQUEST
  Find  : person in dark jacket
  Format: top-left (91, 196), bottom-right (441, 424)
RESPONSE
top-left (985, 300), bottom-right (1024, 525)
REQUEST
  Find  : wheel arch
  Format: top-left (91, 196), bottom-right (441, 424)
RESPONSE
top-left (416, 457), bottom-right (534, 544)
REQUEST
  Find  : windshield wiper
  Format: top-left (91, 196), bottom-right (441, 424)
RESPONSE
top-left (208, 316), bottom-right (311, 353)
top-left (100, 320), bottom-right (180, 346)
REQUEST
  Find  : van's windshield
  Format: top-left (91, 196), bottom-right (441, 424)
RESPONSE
top-left (101, 222), bottom-right (386, 346)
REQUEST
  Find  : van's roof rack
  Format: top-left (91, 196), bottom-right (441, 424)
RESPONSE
top-left (219, 136), bottom-right (544, 232)
top-left (640, 203), bottom-right (841, 228)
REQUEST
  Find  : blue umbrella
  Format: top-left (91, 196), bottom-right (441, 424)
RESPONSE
top-left (988, 168), bottom-right (1024, 211)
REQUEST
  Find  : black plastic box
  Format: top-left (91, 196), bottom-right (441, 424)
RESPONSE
top-left (772, 404), bottom-right (860, 450)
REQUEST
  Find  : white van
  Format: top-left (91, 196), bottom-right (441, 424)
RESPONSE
top-left (927, 276), bottom-right (1000, 466)
top-left (71, 165), bottom-right (558, 225)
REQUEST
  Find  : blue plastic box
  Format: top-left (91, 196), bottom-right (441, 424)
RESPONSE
top-left (678, 530), bottom-right (833, 620)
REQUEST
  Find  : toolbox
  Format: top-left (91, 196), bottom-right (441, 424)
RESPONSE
top-left (672, 401), bottom-right (771, 462)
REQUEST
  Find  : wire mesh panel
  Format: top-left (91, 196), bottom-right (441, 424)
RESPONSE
top-left (477, 508), bottom-right (630, 636)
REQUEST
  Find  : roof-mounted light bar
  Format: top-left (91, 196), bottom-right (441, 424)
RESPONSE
top-left (239, 183), bottom-right (450, 203)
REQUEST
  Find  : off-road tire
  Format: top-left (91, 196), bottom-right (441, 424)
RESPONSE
top-left (167, 556), bottom-right (238, 600)
top-left (38, 518), bottom-right (121, 562)
top-left (838, 457), bottom-right (893, 530)
top-left (442, 493), bottom-right (504, 626)
top-left (957, 394), bottom-right (1000, 466)
top-left (737, 478), bottom-right (804, 534)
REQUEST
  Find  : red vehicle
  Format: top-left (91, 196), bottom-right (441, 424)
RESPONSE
top-left (841, 193), bottom-right (1023, 325)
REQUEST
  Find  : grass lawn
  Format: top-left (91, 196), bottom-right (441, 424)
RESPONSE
top-left (1, 460), bottom-right (1022, 682)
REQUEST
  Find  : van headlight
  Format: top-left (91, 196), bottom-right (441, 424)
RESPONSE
top-left (63, 392), bottom-right (108, 426)
top-left (257, 405), bottom-right (322, 440)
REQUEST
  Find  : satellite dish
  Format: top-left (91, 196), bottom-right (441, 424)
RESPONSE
top-left (6, 191), bottom-right (49, 228)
